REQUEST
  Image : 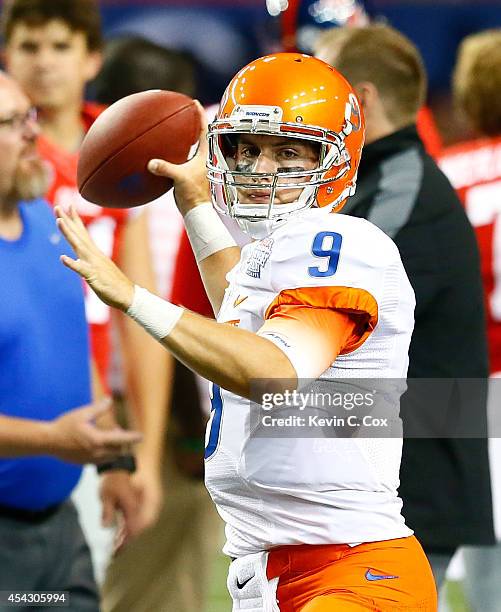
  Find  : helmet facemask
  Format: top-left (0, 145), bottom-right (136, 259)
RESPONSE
top-left (207, 110), bottom-right (352, 239)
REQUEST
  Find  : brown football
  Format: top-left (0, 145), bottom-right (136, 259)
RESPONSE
top-left (77, 90), bottom-right (200, 208)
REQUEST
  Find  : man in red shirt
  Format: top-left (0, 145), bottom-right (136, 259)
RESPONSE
top-left (439, 31), bottom-right (501, 377)
top-left (439, 29), bottom-right (501, 612)
top-left (2, 0), bottom-right (168, 548)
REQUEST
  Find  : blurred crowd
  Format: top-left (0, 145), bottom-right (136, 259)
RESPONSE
top-left (0, 1), bottom-right (500, 612)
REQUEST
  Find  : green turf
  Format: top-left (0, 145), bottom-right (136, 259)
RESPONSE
top-left (205, 551), bottom-right (231, 612)
top-left (444, 580), bottom-right (472, 612)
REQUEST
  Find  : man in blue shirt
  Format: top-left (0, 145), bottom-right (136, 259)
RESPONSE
top-left (0, 71), bottom-right (140, 611)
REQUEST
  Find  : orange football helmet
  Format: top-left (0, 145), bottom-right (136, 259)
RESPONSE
top-left (207, 52), bottom-right (365, 238)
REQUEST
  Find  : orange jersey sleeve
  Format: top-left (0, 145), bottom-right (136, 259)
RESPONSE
top-left (259, 286), bottom-right (378, 379)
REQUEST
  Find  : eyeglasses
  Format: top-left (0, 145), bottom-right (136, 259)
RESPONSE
top-left (0, 108), bottom-right (38, 131)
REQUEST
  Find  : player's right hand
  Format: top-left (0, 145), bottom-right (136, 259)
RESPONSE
top-left (147, 100), bottom-right (211, 216)
top-left (47, 398), bottom-right (142, 465)
top-left (55, 204), bottom-right (135, 312)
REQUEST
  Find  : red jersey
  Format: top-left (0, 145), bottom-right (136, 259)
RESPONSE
top-left (170, 230), bottom-right (213, 317)
top-left (439, 136), bottom-right (501, 374)
top-left (417, 106), bottom-right (443, 159)
top-left (38, 101), bottom-right (128, 384)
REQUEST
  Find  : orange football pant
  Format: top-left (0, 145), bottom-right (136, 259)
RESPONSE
top-left (266, 535), bottom-right (437, 611)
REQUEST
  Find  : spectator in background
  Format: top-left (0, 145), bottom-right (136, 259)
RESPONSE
top-left (439, 29), bottom-right (501, 612)
top-left (439, 30), bottom-right (501, 378)
top-left (274, 0), bottom-right (443, 158)
top-left (92, 36), bottom-right (196, 103)
top-left (1, 0), bottom-right (169, 554)
top-left (0, 70), bottom-right (139, 612)
top-left (315, 24), bottom-right (494, 601)
top-left (92, 35), bottom-right (222, 612)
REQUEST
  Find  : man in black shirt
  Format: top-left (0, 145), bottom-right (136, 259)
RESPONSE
top-left (316, 23), bottom-right (494, 598)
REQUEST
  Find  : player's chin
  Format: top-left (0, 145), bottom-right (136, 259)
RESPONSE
top-left (11, 157), bottom-right (51, 202)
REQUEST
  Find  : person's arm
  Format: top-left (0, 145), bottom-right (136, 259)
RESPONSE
top-left (160, 310), bottom-right (297, 397)
top-left (148, 102), bottom-right (240, 314)
top-left (187, 240), bottom-right (241, 316)
top-left (56, 203), bottom-right (371, 400)
top-left (89, 358), bottom-right (128, 435)
top-left (170, 230), bottom-right (216, 317)
top-left (161, 303), bottom-right (360, 397)
top-left (0, 414), bottom-right (60, 457)
top-left (0, 401), bottom-right (141, 463)
top-left (56, 204), bottom-right (295, 393)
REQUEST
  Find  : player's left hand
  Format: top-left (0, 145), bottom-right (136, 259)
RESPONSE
top-left (55, 205), bottom-right (134, 312)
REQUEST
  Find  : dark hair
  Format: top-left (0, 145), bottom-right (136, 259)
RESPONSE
top-left (92, 36), bottom-right (197, 104)
top-left (2, 0), bottom-right (103, 51)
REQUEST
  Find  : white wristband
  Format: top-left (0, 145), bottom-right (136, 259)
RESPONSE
top-left (126, 285), bottom-right (184, 341)
top-left (184, 202), bottom-right (237, 262)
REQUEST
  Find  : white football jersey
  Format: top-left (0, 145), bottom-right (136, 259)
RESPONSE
top-left (205, 207), bottom-right (415, 558)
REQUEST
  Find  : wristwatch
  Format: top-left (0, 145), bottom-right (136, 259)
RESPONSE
top-left (96, 455), bottom-right (136, 474)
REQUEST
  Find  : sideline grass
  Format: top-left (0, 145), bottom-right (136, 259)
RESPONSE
top-left (206, 551), bottom-right (231, 612)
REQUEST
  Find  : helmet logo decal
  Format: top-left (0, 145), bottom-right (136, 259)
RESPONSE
top-left (343, 93), bottom-right (362, 136)
top-left (219, 86), bottom-right (230, 115)
top-left (230, 105), bottom-right (283, 123)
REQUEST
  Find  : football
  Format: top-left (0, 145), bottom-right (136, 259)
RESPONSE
top-left (77, 90), bottom-right (201, 208)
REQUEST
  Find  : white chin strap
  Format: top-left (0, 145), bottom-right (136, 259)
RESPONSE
top-left (235, 217), bottom-right (287, 240)
top-left (229, 182), bottom-right (318, 239)
top-left (236, 185), bottom-right (355, 240)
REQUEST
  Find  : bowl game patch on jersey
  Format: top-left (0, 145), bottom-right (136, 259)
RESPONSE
top-left (245, 237), bottom-right (274, 279)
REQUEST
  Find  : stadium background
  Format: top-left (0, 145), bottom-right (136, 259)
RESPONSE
top-left (93, 0), bottom-right (501, 148)
top-left (95, 4), bottom-right (498, 610)
top-left (1, 1), bottom-right (499, 610)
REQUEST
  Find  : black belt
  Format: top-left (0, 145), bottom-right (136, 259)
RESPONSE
top-left (0, 501), bottom-right (64, 524)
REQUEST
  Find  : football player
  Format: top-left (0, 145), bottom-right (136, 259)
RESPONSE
top-left (55, 53), bottom-right (437, 611)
